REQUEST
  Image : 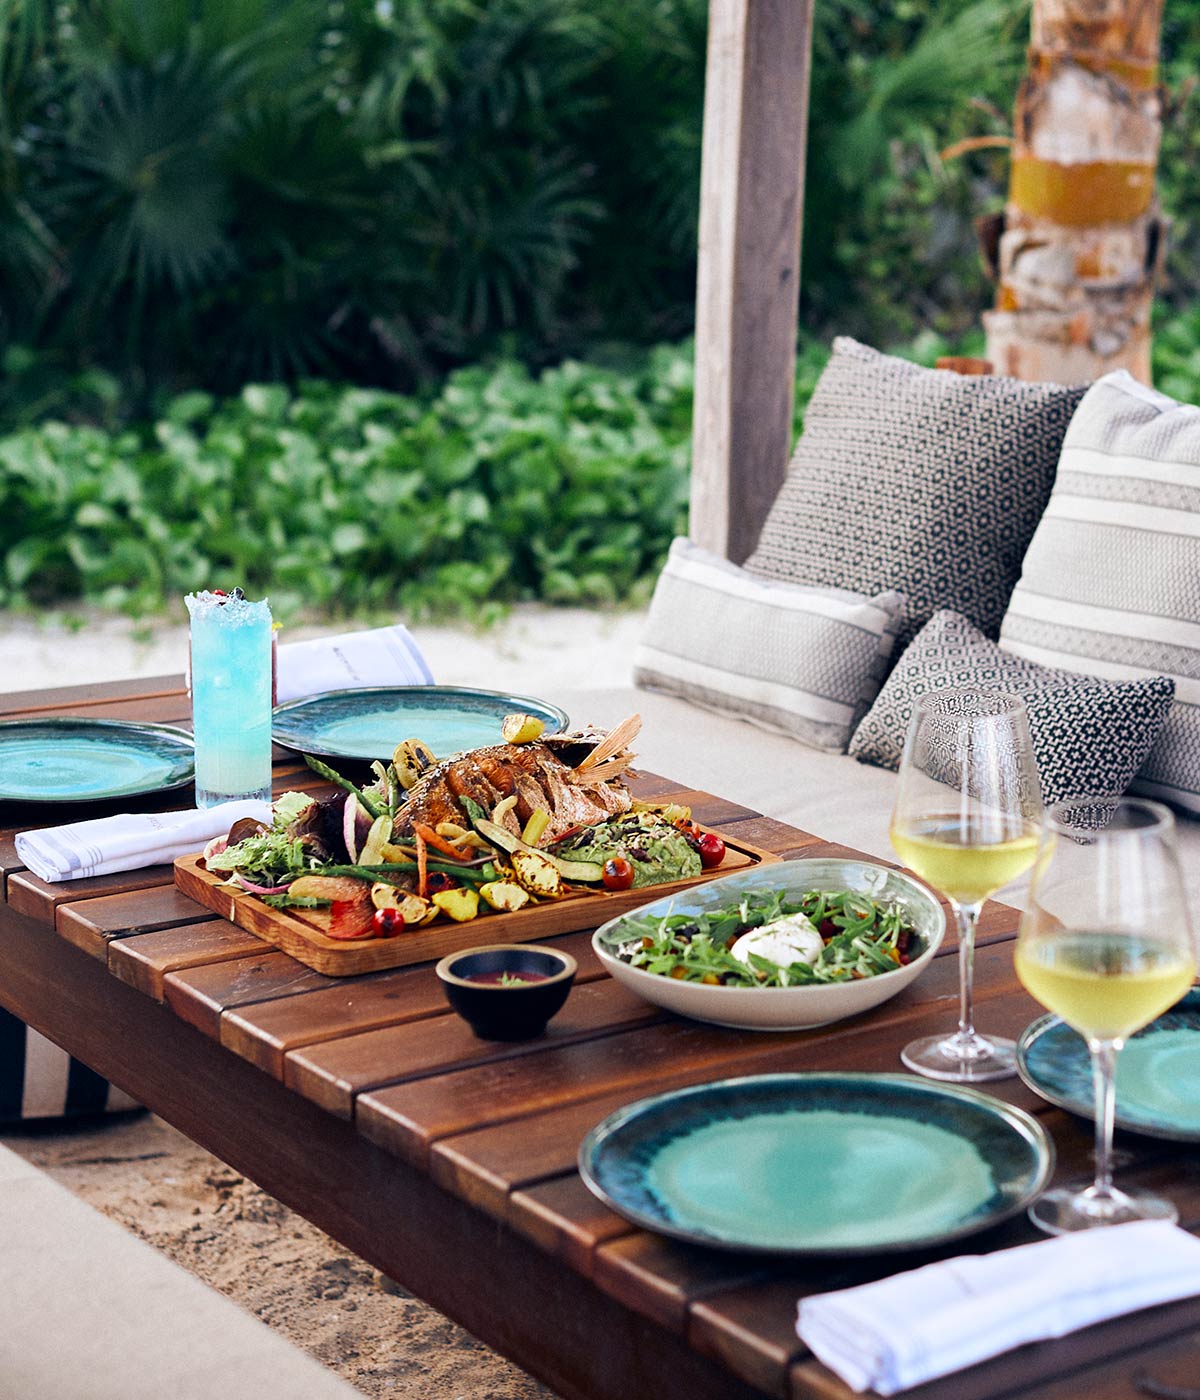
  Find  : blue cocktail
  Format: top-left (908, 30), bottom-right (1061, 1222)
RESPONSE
top-left (186, 590), bottom-right (273, 807)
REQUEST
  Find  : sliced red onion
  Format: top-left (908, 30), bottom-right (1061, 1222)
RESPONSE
top-left (203, 834), bottom-right (230, 862)
top-left (232, 872), bottom-right (293, 896)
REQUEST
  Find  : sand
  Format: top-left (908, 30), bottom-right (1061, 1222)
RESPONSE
top-left (0, 602), bottom-right (649, 1398)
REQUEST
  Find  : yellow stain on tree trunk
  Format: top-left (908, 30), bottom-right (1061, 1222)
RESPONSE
top-left (1010, 157), bottom-right (1156, 225)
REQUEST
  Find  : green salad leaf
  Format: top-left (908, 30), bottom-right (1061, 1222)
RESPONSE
top-left (612, 889), bottom-right (918, 988)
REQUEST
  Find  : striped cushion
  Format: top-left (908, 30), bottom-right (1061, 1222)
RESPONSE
top-left (1000, 371), bottom-right (1200, 812)
top-left (633, 538), bottom-right (905, 752)
top-left (0, 1009), bottom-right (140, 1122)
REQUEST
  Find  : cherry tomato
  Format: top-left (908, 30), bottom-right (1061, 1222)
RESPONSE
top-left (602, 856), bottom-right (635, 891)
top-left (372, 907), bottom-right (406, 938)
top-left (697, 833), bottom-right (726, 869)
top-left (425, 872), bottom-right (460, 895)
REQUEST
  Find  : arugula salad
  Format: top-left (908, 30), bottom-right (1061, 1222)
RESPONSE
top-left (611, 888), bottom-right (920, 988)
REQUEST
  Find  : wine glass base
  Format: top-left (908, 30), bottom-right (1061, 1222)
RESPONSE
top-left (900, 1032), bottom-right (1018, 1083)
top-left (1029, 1184), bottom-right (1178, 1235)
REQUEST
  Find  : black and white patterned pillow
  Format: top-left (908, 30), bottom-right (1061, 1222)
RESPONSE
top-left (745, 338), bottom-right (1086, 651)
top-left (1, 1009), bottom-right (140, 1123)
top-left (849, 611), bottom-right (1176, 805)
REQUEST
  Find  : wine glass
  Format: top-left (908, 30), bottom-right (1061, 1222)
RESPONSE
top-left (890, 689), bottom-right (1042, 1081)
top-left (1016, 797), bottom-right (1196, 1233)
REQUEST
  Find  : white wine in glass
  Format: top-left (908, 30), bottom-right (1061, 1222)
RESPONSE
top-left (1016, 798), bottom-right (1197, 1234)
top-left (890, 690), bottom-right (1042, 1082)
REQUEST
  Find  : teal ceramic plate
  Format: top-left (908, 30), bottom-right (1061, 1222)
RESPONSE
top-left (0, 718), bottom-right (195, 803)
top-left (578, 1072), bottom-right (1054, 1255)
top-left (1017, 992), bottom-right (1200, 1142)
top-left (271, 686), bottom-right (569, 761)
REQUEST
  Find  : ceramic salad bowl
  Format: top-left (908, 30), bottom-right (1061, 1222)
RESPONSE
top-left (592, 858), bottom-right (945, 1031)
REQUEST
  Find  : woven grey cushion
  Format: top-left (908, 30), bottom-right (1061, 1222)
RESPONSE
top-left (849, 610), bottom-right (1175, 806)
top-left (633, 538), bottom-right (905, 752)
top-left (745, 338), bottom-right (1086, 650)
top-left (1001, 371), bottom-right (1200, 813)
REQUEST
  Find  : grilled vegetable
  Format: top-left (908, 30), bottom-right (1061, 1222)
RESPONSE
top-left (360, 815), bottom-right (394, 867)
top-left (510, 849), bottom-right (563, 898)
top-left (369, 883), bottom-right (430, 923)
top-left (521, 808), bottom-right (551, 847)
top-left (469, 813), bottom-right (603, 884)
top-left (326, 893), bottom-right (376, 940)
top-left (432, 887), bottom-right (480, 922)
top-left (479, 880), bottom-right (531, 912)
top-left (372, 908), bottom-right (405, 937)
top-left (392, 738), bottom-right (437, 790)
top-left (501, 713), bottom-right (545, 744)
top-left (290, 874), bottom-right (374, 903)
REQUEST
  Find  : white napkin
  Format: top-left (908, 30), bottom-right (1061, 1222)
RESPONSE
top-left (15, 800), bottom-right (272, 883)
top-left (796, 1221), bottom-right (1200, 1395)
top-left (275, 624), bottom-right (433, 703)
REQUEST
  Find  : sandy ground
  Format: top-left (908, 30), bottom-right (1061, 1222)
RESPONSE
top-left (0, 602), bottom-right (649, 1398)
top-left (0, 604), bottom-right (645, 696)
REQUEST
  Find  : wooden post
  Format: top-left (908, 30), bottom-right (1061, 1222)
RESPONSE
top-left (690, 0), bottom-right (814, 563)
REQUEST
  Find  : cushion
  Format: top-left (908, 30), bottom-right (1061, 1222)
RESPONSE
top-left (744, 337), bottom-right (1086, 650)
top-left (1001, 370), bottom-right (1200, 813)
top-left (0, 1009), bottom-right (140, 1123)
top-left (632, 537), bottom-right (905, 752)
top-left (849, 610), bottom-right (1175, 806)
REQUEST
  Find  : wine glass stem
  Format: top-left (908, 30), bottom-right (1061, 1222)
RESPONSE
top-left (954, 900), bottom-right (982, 1042)
top-left (1089, 1037), bottom-right (1121, 1200)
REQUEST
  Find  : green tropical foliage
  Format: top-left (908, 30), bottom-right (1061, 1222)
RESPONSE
top-left (7, 308), bottom-right (1200, 621)
top-left (0, 0), bottom-right (1114, 413)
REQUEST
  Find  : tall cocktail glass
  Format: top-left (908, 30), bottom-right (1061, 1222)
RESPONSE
top-left (185, 590), bottom-right (273, 808)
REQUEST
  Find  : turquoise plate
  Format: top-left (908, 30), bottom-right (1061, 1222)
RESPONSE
top-left (0, 718), bottom-right (195, 803)
top-left (1017, 991), bottom-right (1200, 1142)
top-left (271, 686), bottom-right (569, 762)
top-left (578, 1072), bottom-right (1054, 1255)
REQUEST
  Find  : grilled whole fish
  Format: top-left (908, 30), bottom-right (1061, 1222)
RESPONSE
top-left (394, 716), bottom-right (641, 843)
top-left (394, 740), bottom-right (632, 842)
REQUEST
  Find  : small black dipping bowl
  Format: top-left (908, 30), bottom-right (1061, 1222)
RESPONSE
top-left (436, 944), bottom-right (577, 1041)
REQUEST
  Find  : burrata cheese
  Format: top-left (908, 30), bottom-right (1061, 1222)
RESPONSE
top-left (730, 911), bottom-right (825, 984)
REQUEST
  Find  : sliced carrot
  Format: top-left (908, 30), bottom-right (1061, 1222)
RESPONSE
top-left (412, 820), bottom-right (471, 861)
top-left (415, 829), bottom-right (429, 899)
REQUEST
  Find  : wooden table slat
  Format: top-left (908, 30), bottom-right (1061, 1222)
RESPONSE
top-left (507, 1174), bottom-right (635, 1275)
top-left (0, 674), bottom-right (185, 714)
top-left (285, 976), bottom-right (666, 1116)
top-left (8, 864), bottom-right (175, 925)
top-left (165, 951), bottom-right (343, 1038)
top-left (109, 922), bottom-right (269, 999)
top-left (56, 885), bottom-right (218, 959)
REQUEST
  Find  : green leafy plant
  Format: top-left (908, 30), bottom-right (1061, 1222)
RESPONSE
top-left (0, 341), bottom-right (697, 617)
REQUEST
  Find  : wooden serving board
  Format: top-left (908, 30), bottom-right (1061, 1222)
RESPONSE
top-left (174, 831), bottom-right (780, 976)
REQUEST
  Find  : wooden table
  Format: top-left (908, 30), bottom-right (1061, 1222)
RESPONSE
top-left (3, 677), bottom-right (1200, 1400)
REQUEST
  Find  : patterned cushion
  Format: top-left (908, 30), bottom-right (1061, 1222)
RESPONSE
top-left (849, 610), bottom-right (1175, 806)
top-left (633, 538), bottom-right (906, 752)
top-left (1001, 371), bottom-right (1200, 813)
top-left (744, 338), bottom-right (1086, 650)
top-left (0, 1009), bottom-right (140, 1123)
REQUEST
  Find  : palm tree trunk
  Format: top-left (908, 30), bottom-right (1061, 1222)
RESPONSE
top-left (984, 0), bottom-right (1165, 383)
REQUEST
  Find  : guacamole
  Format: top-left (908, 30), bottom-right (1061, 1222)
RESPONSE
top-left (551, 812), bottom-right (701, 888)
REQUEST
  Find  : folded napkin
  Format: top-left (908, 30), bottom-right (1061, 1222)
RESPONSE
top-left (16, 800), bottom-right (272, 883)
top-left (796, 1221), bottom-right (1200, 1395)
top-left (275, 624), bottom-right (433, 704)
